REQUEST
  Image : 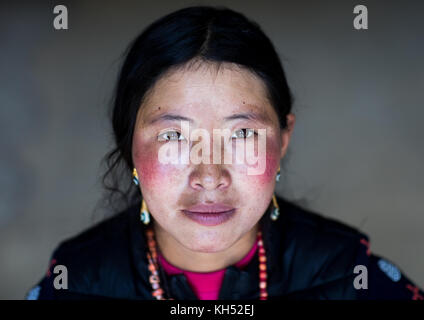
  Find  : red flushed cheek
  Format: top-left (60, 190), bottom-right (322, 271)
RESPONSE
top-left (134, 152), bottom-right (165, 188)
top-left (133, 141), bottom-right (183, 189)
top-left (253, 153), bottom-right (279, 186)
top-left (244, 141), bottom-right (280, 188)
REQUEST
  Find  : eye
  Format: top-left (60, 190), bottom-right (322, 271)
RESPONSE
top-left (231, 128), bottom-right (256, 139)
top-left (157, 130), bottom-right (186, 142)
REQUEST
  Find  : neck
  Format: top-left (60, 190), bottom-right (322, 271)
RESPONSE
top-left (153, 222), bottom-right (259, 273)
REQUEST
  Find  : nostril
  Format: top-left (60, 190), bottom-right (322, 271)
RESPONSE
top-left (195, 183), bottom-right (203, 189)
top-left (217, 181), bottom-right (228, 189)
top-left (189, 166), bottom-right (231, 190)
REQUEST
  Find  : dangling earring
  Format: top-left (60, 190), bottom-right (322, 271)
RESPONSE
top-left (140, 199), bottom-right (151, 225)
top-left (276, 165), bottom-right (281, 182)
top-left (270, 193), bottom-right (280, 221)
top-left (270, 166), bottom-right (281, 220)
top-left (132, 168), bottom-right (139, 185)
top-left (132, 168), bottom-right (151, 225)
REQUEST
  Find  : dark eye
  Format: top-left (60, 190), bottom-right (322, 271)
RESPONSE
top-left (157, 130), bottom-right (186, 142)
top-left (231, 128), bottom-right (256, 139)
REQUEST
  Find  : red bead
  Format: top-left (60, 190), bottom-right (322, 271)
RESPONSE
top-left (152, 288), bottom-right (164, 296)
top-left (148, 263), bottom-right (156, 272)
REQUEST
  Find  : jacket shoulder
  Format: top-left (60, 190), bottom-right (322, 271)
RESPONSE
top-left (275, 197), bottom-right (368, 297)
top-left (278, 196), bottom-right (366, 240)
top-left (37, 205), bottom-right (141, 299)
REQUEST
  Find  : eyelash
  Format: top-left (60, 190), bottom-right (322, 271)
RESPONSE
top-left (231, 128), bottom-right (258, 139)
top-left (157, 129), bottom-right (258, 142)
top-left (157, 130), bottom-right (186, 142)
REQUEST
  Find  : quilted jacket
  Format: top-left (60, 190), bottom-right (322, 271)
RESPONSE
top-left (26, 196), bottom-right (424, 300)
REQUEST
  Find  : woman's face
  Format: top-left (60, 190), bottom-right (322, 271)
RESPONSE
top-left (132, 62), bottom-right (293, 253)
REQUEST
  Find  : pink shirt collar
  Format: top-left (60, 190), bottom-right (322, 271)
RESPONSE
top-left (157, 241), bottom-right (258, 300)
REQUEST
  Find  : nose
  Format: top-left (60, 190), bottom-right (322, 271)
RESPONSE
top-left (189, 163), bottom-right (231, 191)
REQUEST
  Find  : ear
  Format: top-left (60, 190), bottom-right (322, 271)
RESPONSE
top-left (280, 113), bottom-right (295, 158)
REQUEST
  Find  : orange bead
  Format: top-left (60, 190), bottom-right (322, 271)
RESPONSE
top-left (148, 264), bottom-right (156, 272)
top-left (152, 288), bottom-right (164, 296)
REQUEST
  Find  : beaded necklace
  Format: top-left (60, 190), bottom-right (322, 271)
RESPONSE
top-left (145, 226), bottom-right (268, 300)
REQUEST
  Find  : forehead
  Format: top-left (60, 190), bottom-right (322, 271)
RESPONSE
top-left (138, 62), bottom-right (277, 125)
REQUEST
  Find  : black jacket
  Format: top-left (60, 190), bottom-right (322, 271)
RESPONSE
top-left (26, 196), bottom-right (423, 300)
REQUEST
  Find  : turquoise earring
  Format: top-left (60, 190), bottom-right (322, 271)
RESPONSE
top-left (133, 168), bottom-right (151, 225)
top-left (132, 168), bottom-right (139, 185)
top-left (140, 199), bottom-right (151, 225)
top-left (270, 194), bottom-right (280, 221)
top-left (271, 166), bottom-right (281, 220)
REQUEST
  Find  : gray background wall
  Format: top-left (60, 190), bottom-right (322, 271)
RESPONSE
top-left (1, 0), bottom-right (423, 299)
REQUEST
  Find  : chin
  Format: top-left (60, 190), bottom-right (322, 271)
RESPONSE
top-left (188, 243), bottom-right (228, 253)
top-left (183, 230), bottom-right (233, 253)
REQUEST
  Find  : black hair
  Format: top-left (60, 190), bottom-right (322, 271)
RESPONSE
top-left (101, 5), bottom-right (294, 213)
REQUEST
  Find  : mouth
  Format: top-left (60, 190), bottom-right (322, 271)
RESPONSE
top-left (182, 203), bottom-right (236, 226)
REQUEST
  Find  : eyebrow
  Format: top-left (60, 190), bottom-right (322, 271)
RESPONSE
top-left (147, 111), bottom-right (271, 125)
top-left (223, 112), bottom-right (270, 124)
top-left (148, 113), bottom-right (194, 125)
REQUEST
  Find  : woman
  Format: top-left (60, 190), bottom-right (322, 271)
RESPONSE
top-left (27, 6), bottom-right (423, 300)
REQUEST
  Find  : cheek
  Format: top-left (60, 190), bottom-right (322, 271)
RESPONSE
top-left (243, 154), bottom-right (279, 189)
top-left (259, 152), bottom-right (280, 184)
top-left (133, 140), bottom-right (181, 190)
top-left (243, 138), bottom-right (280, 188)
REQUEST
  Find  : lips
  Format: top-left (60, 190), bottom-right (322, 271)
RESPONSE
top-left (184, 203), bottom-right (235, 214)
top-left (181, 203), bottom-right (236, 226)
